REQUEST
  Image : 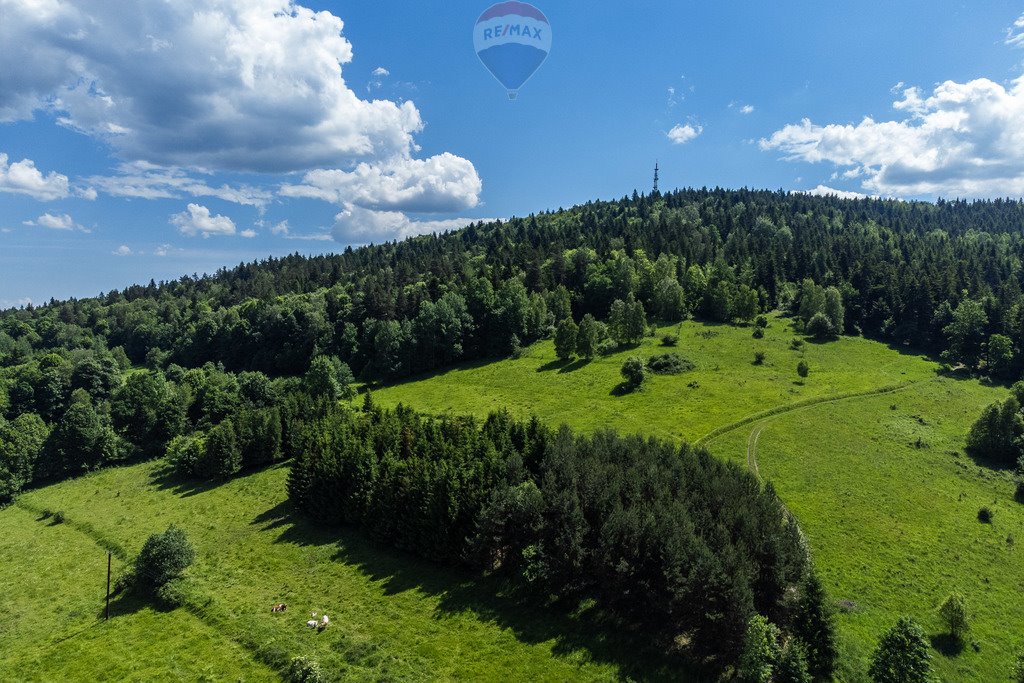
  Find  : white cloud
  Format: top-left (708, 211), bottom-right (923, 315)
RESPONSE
top-left (89, 162), bottom-right (272, 207)
top-left (799, 185), bottom-right (871, 200)
top-left (761, 74), bottom-right (1024, 197)
top-left (0, 1), bottom-right (465, 175)
top-left (270, 220), bottom-right (290, 235)
top-left (24, 212), bottom-right (76, 230)
top-left (112, 244), bottom-right (133, 256)
top-left (1006, 14), bottom-right (1024, 47)
top-left (240, 229), bottom-right (257, 238)
top-left (0, 153), bottom-right (70, 200)
top-left (170, 203), bottom-right (237, 238)
top-left (280, 153), bottom-right (481, 212)
top-left (667, 123), bottom-right (703, 145)
top-left (740, 104), bottom-right (755, 114)
top-left (154, 243), bottom-right (174, 257)
top-left (332, 204), bottom-right (482, 243)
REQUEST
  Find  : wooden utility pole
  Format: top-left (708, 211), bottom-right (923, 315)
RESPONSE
top-left (105, 551), bottom-right (112, 621)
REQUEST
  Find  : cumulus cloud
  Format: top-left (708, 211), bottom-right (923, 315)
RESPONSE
top-left (270, 220), bottom-right (290, 235)
top-left (760, 73), bottom-right (1024, 198)
top-left (24, 213), bottom-right (77, 230)
top-left (240, 229), bottom-right (257, 238)
top-left (89, 162), bottom-right (272, 207)
top-left (280, 153), bottom-right (481, 212)
top-left (740, 104), bottom-right (755, 114)
top-left (112, 245), bottom-right (133, 256)
top-left (171, 203), bottom-right (237, 238)
top-left (1006, 14), bottom-right (1024, 47)
top-left (667, 123), bottom-right (703, 145)
top-left (0, 0), bottom-right (433, 173)
top-left (799, 185), bottom-right (871, 200)
top-left (332, 204), bottom-right (483, 243)
top-left (0, 153), bottom-right (70, 200)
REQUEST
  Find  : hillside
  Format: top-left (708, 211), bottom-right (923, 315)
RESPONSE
top-left (371, 315), bottom-right (1020, 681)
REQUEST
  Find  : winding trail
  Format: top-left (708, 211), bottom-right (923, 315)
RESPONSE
top-left (697, 378), bottom-right (936, 480)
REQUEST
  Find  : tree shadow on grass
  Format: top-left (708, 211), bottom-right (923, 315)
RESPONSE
top-left (261, 506), bottom-right (703, 682)
top-left (929, 633), bottom-right (965, 658)
top-left (148, 464), bottom-right (224, 498)
top-left (536, 358), bottom-right (571, 372)
top-left (558, 358), bottom-right (590, 374)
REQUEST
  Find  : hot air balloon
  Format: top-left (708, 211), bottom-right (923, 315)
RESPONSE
top-left (473, 2), bottom-right (551, 100)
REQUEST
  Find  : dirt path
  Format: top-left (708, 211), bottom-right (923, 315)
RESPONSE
top-left (699, 379), bottom-right (935, 479)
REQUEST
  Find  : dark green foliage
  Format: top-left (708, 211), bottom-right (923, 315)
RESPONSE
top-left (201, 420), bottom-right (241, 479)
top-left (133, 525), bottom-right (196, 594)
top-left (553, 318), bottom-right (578, 361)
top-left (660, 333), bottom-right (679, 346)
top-left (37, 393), bottom-right (120, 481)
top-left (943, 299), bottom-right (988, 369)
top-left (792, 572), bottom-right (839, 680)
top-left (753, 351), bottom-right (766, 365)
top-left (752, 327), bottom-right (764, 339)
top-left (646, 352), bottom-right (694, 375)
top-left (868, 616), bottom-right (933, 683)
top-left (966, 396), bottom-right (1024, 468)
top-left (165, 433), bottom-right (207, 478)
top-left (110, 371), bottom-right (186, 457)
top-left (938, 592), bottom-right (969, 639)
top-left (303, 355), bottom-right (354, 401)
top-left (797, 360), bottom-right (809, 378)
top-left (287, 405), bottom-right (809, 671)
top-left (52, 510), bottom-right (64, 524)
top-left (235, 407), bottom-right (283, 469)
top-left (806, 312), bottom-right (836, 341)
top-left (774, 640), bottom-right (812, 683)
top-left (608, 294), bottom-right (646, 346)
top-left (575, 314), bottom-right (600, 359)
top-left (0, 413), bottom-right (49, 503)
top-left (620, 357), bottom-right (646, 388)
top-left (978, 506), bottom-right (993, 523)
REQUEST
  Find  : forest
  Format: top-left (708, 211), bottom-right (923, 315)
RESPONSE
top-left (5, 188), bottom-right (1024, 679)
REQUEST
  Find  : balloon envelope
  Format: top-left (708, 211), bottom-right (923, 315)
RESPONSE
top-left (473, 2), bottom-right (551, 98)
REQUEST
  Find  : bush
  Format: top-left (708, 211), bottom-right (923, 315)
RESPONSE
top-left (646, 353), bottom-right (695, 375)
top-left (753, 351), bottom-right (766, 365)
top-left (806, 312), bottom-right (836, 340)
top-left (938, 592), bottom-right (969, 639)
top-left (52, 510), bottom-right (65, 524)
top-left (660, 334), bottom-right (679, 347)
top-left (288, 656), bottom-right (326, 683)
top-left (597, 339), bottom-right (618, 356)
top-left (752, 327), bottom-right (765, 339)
top-left (155, 577), bottom-right (189, 609)
top-left (797, 360), bottom-right (809, 378)
top-left (869, 616), bottom-right (932, 683)
top-left (755, 315), bottom-right (769, 329)
top-left (978, 506), bottom-right (994, 523)
top-left (134, 525), bottom-right (196, 594)
top-left (1012, 646), bottom-right (1024, 683)
top-left (790, 338), bottom-right (804, 351)
top-left (620, 357), bottom-right (646, 389)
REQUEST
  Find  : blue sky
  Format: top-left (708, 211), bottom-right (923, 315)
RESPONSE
top-left (3, 1), bottom-right (1024, 306)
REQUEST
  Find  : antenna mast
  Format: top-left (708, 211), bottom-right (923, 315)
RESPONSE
top-left (653, 161), bottom-right (660, 194)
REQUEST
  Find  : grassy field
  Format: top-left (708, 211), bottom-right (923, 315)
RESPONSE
top-left (4, 313), bottom-right (1018, 680)
top-left (371, 314), bottom-right (937, 444)
top-left (705, 378), bottom-right (1022, 682)
top-left (1, 459), bottom-right (670, 682)
top-left (371, 314), bottom-right (1022, 681)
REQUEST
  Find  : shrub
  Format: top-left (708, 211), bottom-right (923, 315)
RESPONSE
top-left (775, 639), bottom-right (812, 683)
top-left (646, 353), bottom-right (695, 375)
top-left (41, 508), bottom-right (53, 519)
top-left (52, 510), bottom-right (65, 524)
top-left (938, 592), bottom-right (969, 639)
top-left (978, 506), bottom-right (994, 523)
top-left (155, 577), bottom-right (189, 609)
top-left (806, 312), bottom-right (836, 340)
top-left (288, 656), bottom-right (326, 683)
top-left (1012, 645), bottom-right (1024, 683)
top-left (755, 315), bottom-right (769, 329)
top-left (597, 339), bottom-right (618, 356)
top-left (134, 525), bottom-right (196, 594)
top-left (790, 338), bottom-right (804, 351)
top-left (620, 357), bottom-right (646, 389)
top-left (868, 616), bottom-right (932, 683)
top-left (753, 351), bottom-right (766, 365)
top-left (737, 614), bottom-right (780, 683)
top-left (752, 327), bottom-right (765, 339)
top-left (797, 360), bottom-right (809, 378)
top-left (660, 334), bottom-right (679, 347)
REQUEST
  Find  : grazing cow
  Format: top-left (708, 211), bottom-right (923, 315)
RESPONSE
top-left (317, 614), bottom-right (329, 632)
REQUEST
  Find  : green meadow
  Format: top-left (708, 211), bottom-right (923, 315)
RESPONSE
top-left (372, 314), bottom-right (1020, 681)
top-left (3, 313), bottom-right (1019, 681)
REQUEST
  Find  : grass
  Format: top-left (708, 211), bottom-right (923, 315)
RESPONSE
top-left (371, 313), bottom-right (937, 444)
top-left (704, 377), bottom-right (1021, 682)
top-left (370, 313), bottom-right (1022, 681)
top-left (1, 460), bottom-right (663, 682)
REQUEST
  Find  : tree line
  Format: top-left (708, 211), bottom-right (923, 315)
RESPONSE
top-left (285, 400), bottom-right (838, 678)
